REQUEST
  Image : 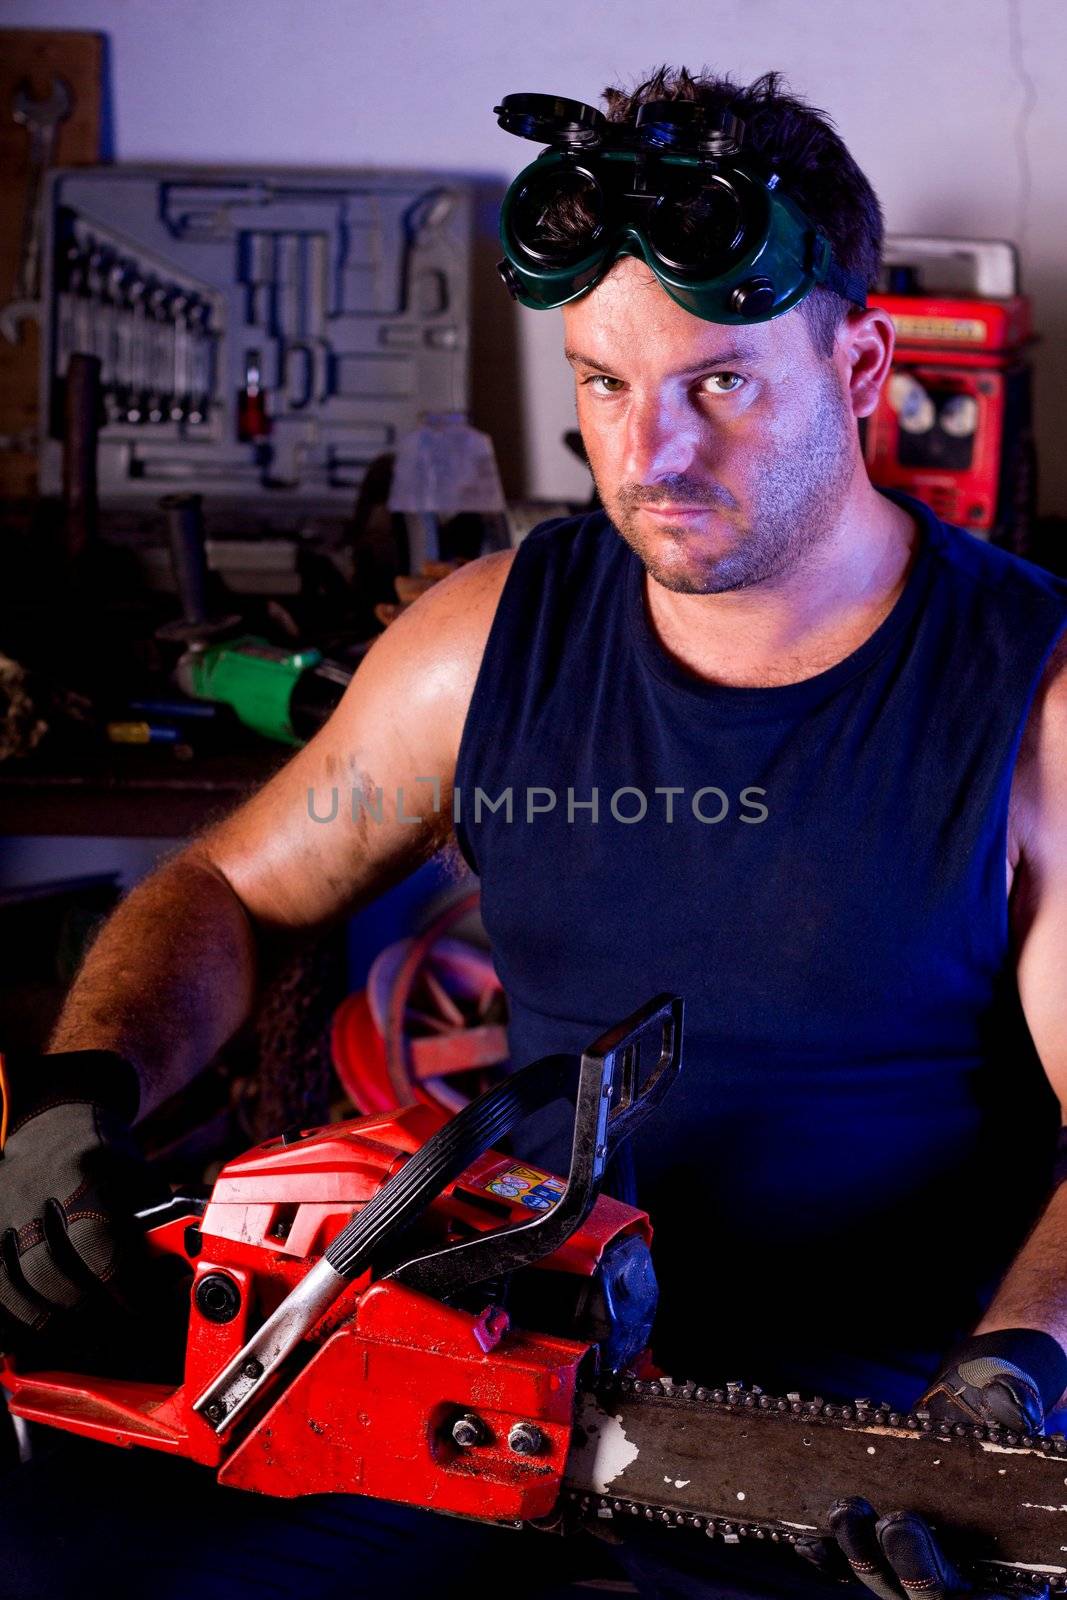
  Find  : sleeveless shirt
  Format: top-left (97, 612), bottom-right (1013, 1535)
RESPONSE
top-left (453, 488), bottom-right (1067, 1407)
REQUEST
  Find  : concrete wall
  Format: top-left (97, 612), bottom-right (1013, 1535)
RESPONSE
top-left (6, 0), bottom-right (1066, 511)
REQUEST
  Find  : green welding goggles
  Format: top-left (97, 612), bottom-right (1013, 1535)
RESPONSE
top-left (494, 93), bottom-right (868, 325)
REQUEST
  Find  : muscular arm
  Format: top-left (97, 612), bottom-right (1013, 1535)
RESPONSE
top-left (973, 632), bottom-right (1067, 1357)
top-left (49, 852), bottom-right (259, 1117)
top-left (48, 550), bottom-right (513, 1118)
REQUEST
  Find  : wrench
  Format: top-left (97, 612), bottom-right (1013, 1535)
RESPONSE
top-left (1, 76), bottom-right (73, 344)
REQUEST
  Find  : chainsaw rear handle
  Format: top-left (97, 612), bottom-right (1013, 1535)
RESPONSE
top-left (192, 993), bottom-right (682, 1435)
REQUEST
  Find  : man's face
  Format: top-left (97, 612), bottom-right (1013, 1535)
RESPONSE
top-left (563, 258), bottom-right (862, 594)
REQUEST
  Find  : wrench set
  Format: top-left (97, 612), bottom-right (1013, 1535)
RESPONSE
top-left (38, 168), bottom-right (472, 512)
top-left (56, 220), bottom-right (220, 429)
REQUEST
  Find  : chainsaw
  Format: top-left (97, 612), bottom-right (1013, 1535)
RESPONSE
top-left (3, 994), bottom-right (1067, 1593)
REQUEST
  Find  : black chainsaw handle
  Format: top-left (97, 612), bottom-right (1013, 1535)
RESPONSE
top-left (324, 1049), bottom-right (575, 1277)
top-left (382, 992), bottom-right (683, 1298)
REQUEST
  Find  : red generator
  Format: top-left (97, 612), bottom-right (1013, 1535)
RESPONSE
top-left (863, 238), bottom-right (1036, 552)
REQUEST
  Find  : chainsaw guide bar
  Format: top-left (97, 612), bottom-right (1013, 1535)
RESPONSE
top-left (563, 1378), bottom-right (1067, 1591)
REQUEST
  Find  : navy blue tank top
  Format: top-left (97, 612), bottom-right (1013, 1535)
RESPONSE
top-left (453, 488), bottom-right (1067, 1407)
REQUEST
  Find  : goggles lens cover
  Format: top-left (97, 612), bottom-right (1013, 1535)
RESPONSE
top-left (510, 165), bottom-right (604, 267)
top-left (643, 175), bottom-right (746, 274)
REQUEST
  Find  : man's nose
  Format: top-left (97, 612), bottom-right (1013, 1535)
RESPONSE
top-left (621, 391), bottom-right (702, 484)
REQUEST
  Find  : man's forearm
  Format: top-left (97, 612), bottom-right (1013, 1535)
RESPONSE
top-left (49, 849), bottom-right (258, 1118)
top-left (973, 1178), bottom-right (1067, 1396)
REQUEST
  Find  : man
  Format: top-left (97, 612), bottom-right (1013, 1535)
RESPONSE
top-left (2, 65), bottom-right (1066, 1600)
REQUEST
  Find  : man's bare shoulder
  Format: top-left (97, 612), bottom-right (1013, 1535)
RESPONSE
top-left (1009, 625), bottom-right (1067, 873)
top-left (356, 547), bottom-right (515, 711)
top-left (380, 547), bottom-right (513, 645)
top-left (309, 545), bottom-right (517, 785)
top-left (417, 546), bottom-right (516, 634)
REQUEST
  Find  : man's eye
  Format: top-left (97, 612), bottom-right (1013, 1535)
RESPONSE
top-left (703, 372), bottom-right (744, 393)
top-left (581, 372), bottom-right (744, 395)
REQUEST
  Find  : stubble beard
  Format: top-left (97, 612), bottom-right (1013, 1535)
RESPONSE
top-left (595, 372), bottom-right (859, 596)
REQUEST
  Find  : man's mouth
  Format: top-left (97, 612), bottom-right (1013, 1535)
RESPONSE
top-left (639, 504), bottom-right (713, 520)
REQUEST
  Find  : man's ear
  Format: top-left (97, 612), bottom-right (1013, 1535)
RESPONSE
top-left (838, 306), bottom-right (896, 420)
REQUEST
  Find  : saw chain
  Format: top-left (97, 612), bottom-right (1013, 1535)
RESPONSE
top-left (563, 1375), bottom-right (1067, 1593)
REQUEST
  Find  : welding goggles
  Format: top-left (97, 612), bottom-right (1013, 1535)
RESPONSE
top-left (494, 93), bottom-right (868, 325)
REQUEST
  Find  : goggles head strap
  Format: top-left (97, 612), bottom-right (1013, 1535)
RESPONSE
top-left (809, 231), bottom-right (868, 311)
top-left (822, 260), bottom-right (869, 311)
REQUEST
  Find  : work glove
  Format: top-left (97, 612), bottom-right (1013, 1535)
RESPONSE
top-left (796, 1496), bottom-right (1048, 1600)
top-left (0, 1049), bottom-right (171, 1367)
top-left (917, 1329), bottom-right (1067, 1435)
top-left (794, 1335), bottom-right (1067, 1600)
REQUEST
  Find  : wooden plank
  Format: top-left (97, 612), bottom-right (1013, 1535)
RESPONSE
top-left (0, 29), bottom-right (103, 498)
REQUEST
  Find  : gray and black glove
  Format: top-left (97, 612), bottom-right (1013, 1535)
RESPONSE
top-left (797, 1496), bottom-right (1048, 1600)
top-left (0, 1049), bottom-right (168, 1364)
top-left (919, 1329), bottom-right (1067, 1435)
top-left (795, 1335), bottom-right (1067, 1600)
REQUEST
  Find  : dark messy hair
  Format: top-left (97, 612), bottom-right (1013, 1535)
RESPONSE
top-left (546, 65), bottom-right (884, 357)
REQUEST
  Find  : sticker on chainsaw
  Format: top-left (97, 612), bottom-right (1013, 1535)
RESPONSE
top-left (486, 1165), bottom-right (566, 1211)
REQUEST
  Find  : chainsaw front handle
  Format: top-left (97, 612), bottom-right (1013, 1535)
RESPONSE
top-left (388, 991), bottom-right (683, 1296)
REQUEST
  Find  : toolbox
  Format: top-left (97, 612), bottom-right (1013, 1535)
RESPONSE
top-left (37, 166), bottom-right (472, 518)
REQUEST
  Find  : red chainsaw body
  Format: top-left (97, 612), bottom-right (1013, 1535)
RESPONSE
top-left (0, 1102), bottom-right (652, 1521)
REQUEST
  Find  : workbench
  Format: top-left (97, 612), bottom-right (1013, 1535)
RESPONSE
top-left (0, 742), bottom-right (286, 837)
